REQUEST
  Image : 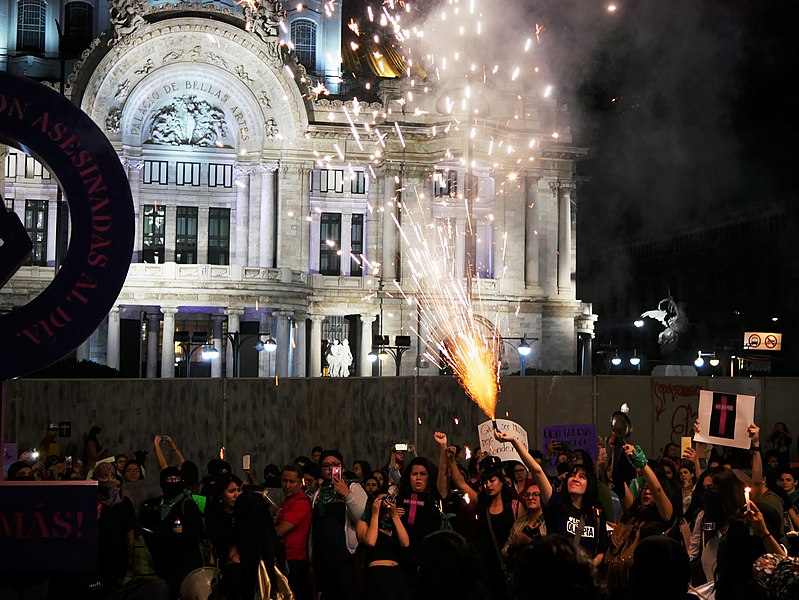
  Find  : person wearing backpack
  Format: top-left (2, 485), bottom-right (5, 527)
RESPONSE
top-left (139, 466), bottom-right (206, 598)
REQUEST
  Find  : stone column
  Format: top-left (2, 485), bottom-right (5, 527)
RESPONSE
top-left (235, 166), bottom-right (251, 266)
top-left (275, 311), bottom-right (291, 377)
top-left (258, 311), bottom-right (272, 378)
top-left (146, 313), bottom-right (160, 378)
top-left (381, 173), bottom-right (398, 280)
top-left (365, 175), bottom-right (380, 277)
top-left (225, 309), bottom-right (244, 377)
top-left (261, 165), bottom-right (277, 267)
top-left (525, 175), bottom-right (541, 289)
top-left (309, 315), bottom-right (325, 377)
top-left (106, 306), bottom-right (121, 370)
top-left (160, 307), bottom-right (178, 378)
top-left (359, 315), bottom-right (376, 376)
top-left (293, 313), bottom-right (307, 377)
top-left (341, 212), bottom-right (353, 275)
top-left (164, 205), bottom-right (177, 263)
top-left (558, 185), bottom-right (572, 295)
top-left (211, 315), bottom-right (225, 378)
top-left (248, 166), bottom-right (263, 265)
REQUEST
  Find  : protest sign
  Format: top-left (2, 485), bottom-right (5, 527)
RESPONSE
top-left (694, 390), bottom-right (755, 450)
top-left (542, 424), bottom-right (598, 469)
top-left (478, 419), bottom-right (529, 462)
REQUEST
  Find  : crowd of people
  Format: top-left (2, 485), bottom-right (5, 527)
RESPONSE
top-left (2, 420), bottom-right (799, 600)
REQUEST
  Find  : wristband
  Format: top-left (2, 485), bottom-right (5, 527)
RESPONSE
top-left (759, 533), bottom-right (771, 541)
top-left (628, 446), bottom-right (648, 469)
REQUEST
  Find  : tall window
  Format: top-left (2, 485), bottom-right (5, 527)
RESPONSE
top-left (208, 208), bottom-right (231, 265)
top-left (434, 170), bottom-right (458, 198)
top-left (291, 19), bottom-right (316, 71)
top-left (350, 214), bottom-right (363, 276)
top-left (24, 200), bottom-right (48, 266)
top-left (351, 171), bottom-right (366, 195)
top-left (4, 152), bottom-right (19, 179)
top-left (208, 163), bottom-right (233, 188)
top-left (17, 0), bottom-right (46, 52)
top-left (319, 212), bottom-right (341, 275)
top-left (142, 204), bottom-right (166, 263)
top-left (176, 162), bottom-right (201, 186)
top-left (24, 156), bottom-right (51, 179)
top-left (143, 160), bottom-right (168, 185)
top-left (175, 207), bottom-right (198, 264)
top-left (64, 2), bottom-right (93, 58)
top-left (315, 169), bottom-right (344, 193)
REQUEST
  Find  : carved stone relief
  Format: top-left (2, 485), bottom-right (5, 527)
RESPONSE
top-left (148, 94), bottom-right (230, 147)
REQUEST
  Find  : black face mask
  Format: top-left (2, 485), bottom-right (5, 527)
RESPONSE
top-left (161, 482), bottom-right (185, 499)
top-left (98, 480), bottom-right (116, 501)
top-left (15, 474), bottom-right (35, 481)
top-left (557, 462), bottom-right (570, 475)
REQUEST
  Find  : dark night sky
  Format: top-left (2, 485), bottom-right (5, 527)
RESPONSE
top-left (556, 0), bottom-right (799, 369)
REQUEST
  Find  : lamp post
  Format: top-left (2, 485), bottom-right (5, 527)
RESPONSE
top-left (220, 331), bottom-right (274, 377)
top-left (254, 335), bottom-right (277, 377)
top-left (368, 335), bottom-right (411, 376)
top-left (174, 332), bottom-right (217, 378)
top-left (501, 336), bottom-right (537, 376)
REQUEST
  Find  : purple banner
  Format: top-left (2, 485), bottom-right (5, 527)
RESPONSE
top-left (0, 481), bottom-right (97, 571)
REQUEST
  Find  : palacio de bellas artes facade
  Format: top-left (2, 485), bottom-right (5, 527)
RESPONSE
top-left (0, 0), bottom-right (596, 379)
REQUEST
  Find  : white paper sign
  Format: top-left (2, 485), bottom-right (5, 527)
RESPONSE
top-left (478, 419), bottom-right (529, 462)
top-left (693, 390), bottom-right (755, 450)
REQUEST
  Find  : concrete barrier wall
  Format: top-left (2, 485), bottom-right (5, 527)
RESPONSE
top-left (4, 376), bottom-right (798, 475)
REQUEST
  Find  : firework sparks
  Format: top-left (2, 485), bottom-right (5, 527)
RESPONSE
top-left (396, 191), bottom-right (501, 420)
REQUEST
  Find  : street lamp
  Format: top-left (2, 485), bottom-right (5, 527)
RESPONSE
top-left (174, 332), bottom-right (217, 378)
top-left (501, 336), bottom-right (538, 376)
top-left (611, 352), bottom-right (622, 367)
top-left (222, 331), bottom-right (274, 376)
top-left (370, 335), bottom-right (411, 376)
top-left (695, 351), bottom-right (719, 369)
top-left (629, 349), bottom-right (641, 367)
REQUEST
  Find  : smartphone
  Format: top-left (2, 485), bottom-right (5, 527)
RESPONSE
top-left (332, 466), bottom-right (343, 481)
top-left (681, 436), bottom-right (692, 457)
top-left (242, 454), bottom-right (251, 471)
top-left (394, 443), bottom-right (408, 451)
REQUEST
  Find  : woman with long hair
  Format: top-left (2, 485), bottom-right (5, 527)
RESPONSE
top-left (356, 492), bottom-right (410, 600)
top-left (495, 430), bottom-right (609, 567)
top-left (205, 475), bottom-right (243, 570)
top-left (448, 447), bottom-right (521, 600)
top-left (219, 490), bottom-right (283, 600)
top-left (688, 467), bottom-right (745, 583)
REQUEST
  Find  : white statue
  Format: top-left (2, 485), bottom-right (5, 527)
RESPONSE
top-left (326, 339), bottom-right (353, 377)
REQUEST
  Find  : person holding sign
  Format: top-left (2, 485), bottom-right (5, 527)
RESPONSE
top-left (446, 436), bottom-right (521, 600)
top-left (493, 429), bottom-right (608, 566)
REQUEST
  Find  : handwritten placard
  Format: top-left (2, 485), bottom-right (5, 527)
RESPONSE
top-left (478, 419), bottom-right (529, 462)
top-left (542, 423), bottom-right (598, 469)
top-left (694, 390), bottom-right (755, 450)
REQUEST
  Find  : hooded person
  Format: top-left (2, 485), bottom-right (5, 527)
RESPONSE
top-left (139, 466), bottom-right (205, 597)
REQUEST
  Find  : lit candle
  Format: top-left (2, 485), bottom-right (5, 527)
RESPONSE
top-left (744, 486), bottom-right (751, 506)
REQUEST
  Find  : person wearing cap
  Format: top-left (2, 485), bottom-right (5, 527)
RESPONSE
top-left (38, 423), bottom-right (61, 457)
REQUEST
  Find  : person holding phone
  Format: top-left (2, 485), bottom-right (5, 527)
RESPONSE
top-left (310, 450), bottom-right (367, 600)
top-left (356, 492), bottom-right (410, 600)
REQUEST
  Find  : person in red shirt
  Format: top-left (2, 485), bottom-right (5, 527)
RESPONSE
top-left (275, 464), bottom-right (313, 600)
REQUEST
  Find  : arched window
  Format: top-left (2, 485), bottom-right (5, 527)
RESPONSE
top-left (17, 0), bottom-right (46, 52)
top-left (291, 19), bottom-right (316, 71)
top-left (64, 2), bottom-right (94, 57)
